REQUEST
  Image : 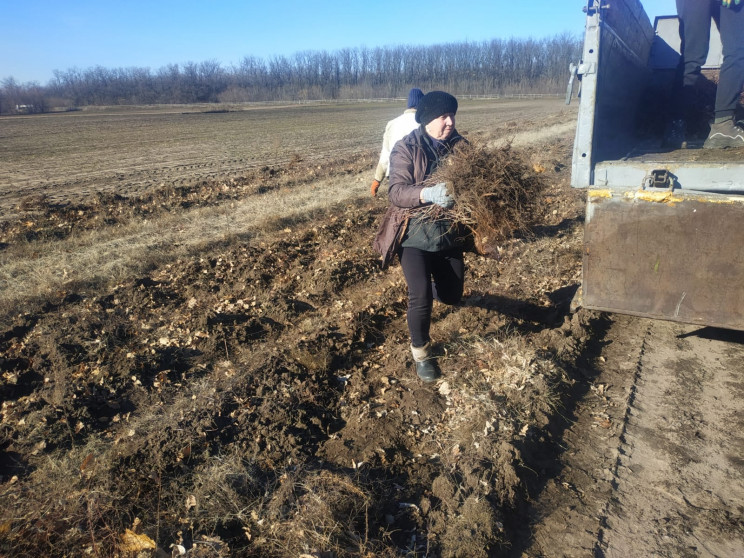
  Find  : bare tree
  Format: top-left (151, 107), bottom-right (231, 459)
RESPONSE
top-left (3, 33), bottom-right (581, 110)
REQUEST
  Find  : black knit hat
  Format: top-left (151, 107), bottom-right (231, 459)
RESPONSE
top-left (407, 88), bottom-right (424, 109)
top-left (415, 91), bottom-right (458, 125)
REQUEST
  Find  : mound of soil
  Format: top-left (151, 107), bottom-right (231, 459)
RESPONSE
top-left (0, 135), bottom-right (595, 557)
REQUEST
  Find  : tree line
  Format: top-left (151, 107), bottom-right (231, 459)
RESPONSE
top-left (0, 34), bottom-right (581, 114)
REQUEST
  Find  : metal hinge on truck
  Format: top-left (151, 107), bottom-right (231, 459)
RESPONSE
top-left (642, 169), bottom-right (675, 191)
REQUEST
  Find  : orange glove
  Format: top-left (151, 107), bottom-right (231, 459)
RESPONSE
top-left (370, 179), bottom-right (381, 197)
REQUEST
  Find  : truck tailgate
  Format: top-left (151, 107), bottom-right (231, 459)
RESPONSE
top-left (583, 188), bottom-right (744, 330)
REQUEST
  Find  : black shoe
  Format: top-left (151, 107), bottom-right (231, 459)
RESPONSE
top-left (663, 119), bottom-right (687, 149)
top-left (414, 359), bottom-right (441, 383)
top-left (704, 118), bottom-right (744, 149)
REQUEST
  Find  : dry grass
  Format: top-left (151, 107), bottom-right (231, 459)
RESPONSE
top-left (460, 333), bottom-right (562, 407)
top-left (255, 468), bottom-right (387, 557)
top-left (438, 330), bottom-right (566, 449)
top-left (0, 173), bottom-right (370, 317)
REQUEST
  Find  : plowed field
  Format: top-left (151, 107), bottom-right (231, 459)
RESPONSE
top-left (1, 98), bottom-right (741, 558)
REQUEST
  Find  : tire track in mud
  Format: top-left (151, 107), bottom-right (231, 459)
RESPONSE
top-left (521, 315), bottom-right (744, 557)
top-left (598, 320), bottom-right (744, 557)
top-left (593, 320), bottom-right (651, 555)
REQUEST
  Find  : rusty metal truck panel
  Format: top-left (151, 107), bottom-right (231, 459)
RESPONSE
top-left (583, 189), bottom-right (744, 330)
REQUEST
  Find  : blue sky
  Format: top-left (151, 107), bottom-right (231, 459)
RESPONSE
top-left (2, 0), bottom-right (677, 85)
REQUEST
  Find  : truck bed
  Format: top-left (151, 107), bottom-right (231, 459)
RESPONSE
top-left (594, 141), bottom-right (744, 193)
top-left (625, 144), bottom-right (744, 163)
top-left (572, 0), bottom-right (744, 331)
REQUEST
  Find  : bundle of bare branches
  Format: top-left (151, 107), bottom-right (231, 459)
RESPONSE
top-left (430, 141), bottom-right (547, 256)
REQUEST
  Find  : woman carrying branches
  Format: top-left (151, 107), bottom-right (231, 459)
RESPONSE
top-left (373, 91), bottom-right (468, 383)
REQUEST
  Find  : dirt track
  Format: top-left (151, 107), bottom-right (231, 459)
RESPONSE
top-left (520, 316), bottom-right (744, 558)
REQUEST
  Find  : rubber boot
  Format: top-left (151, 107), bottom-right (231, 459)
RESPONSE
top-left (411, 343), bottom-right (441, 383)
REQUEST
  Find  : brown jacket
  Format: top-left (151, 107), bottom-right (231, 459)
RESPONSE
top-left (372, 126), bottom-right (464, 268)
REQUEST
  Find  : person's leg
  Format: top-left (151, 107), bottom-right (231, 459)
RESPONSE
top-left (714, 4), bottom-right (744, 121)
top-left (665, 0), bottom-right (714, 146)
top-left (399, 247), bottom-right (442, 382)
top-left (678, 0), bottom-right (714, 89)
top-left (430, 248), bottom-right (465, 306)
top-left (398, 246), bottom-right (433, 349)
top-left (704, 4), bottom-right (744, 147)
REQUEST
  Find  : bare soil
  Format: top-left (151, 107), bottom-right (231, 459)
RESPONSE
top-left (1, 99), bottom-right (742, 558)
top-left (0, 99), bottom-right (570, 223)
top-left (517, 316), bottom-right (744, 558)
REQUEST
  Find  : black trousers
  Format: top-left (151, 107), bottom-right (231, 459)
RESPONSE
top-left (676, 0), bottom-right (744, 119)
top-left (398, 246), bottom-right (464, 348)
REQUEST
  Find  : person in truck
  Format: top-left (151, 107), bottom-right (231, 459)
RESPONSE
top-left (666, 0), bottom-right (744, 148)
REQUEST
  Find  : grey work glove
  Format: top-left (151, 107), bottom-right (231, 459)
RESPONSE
top-left (420, 182), bottom-right (454, 208)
